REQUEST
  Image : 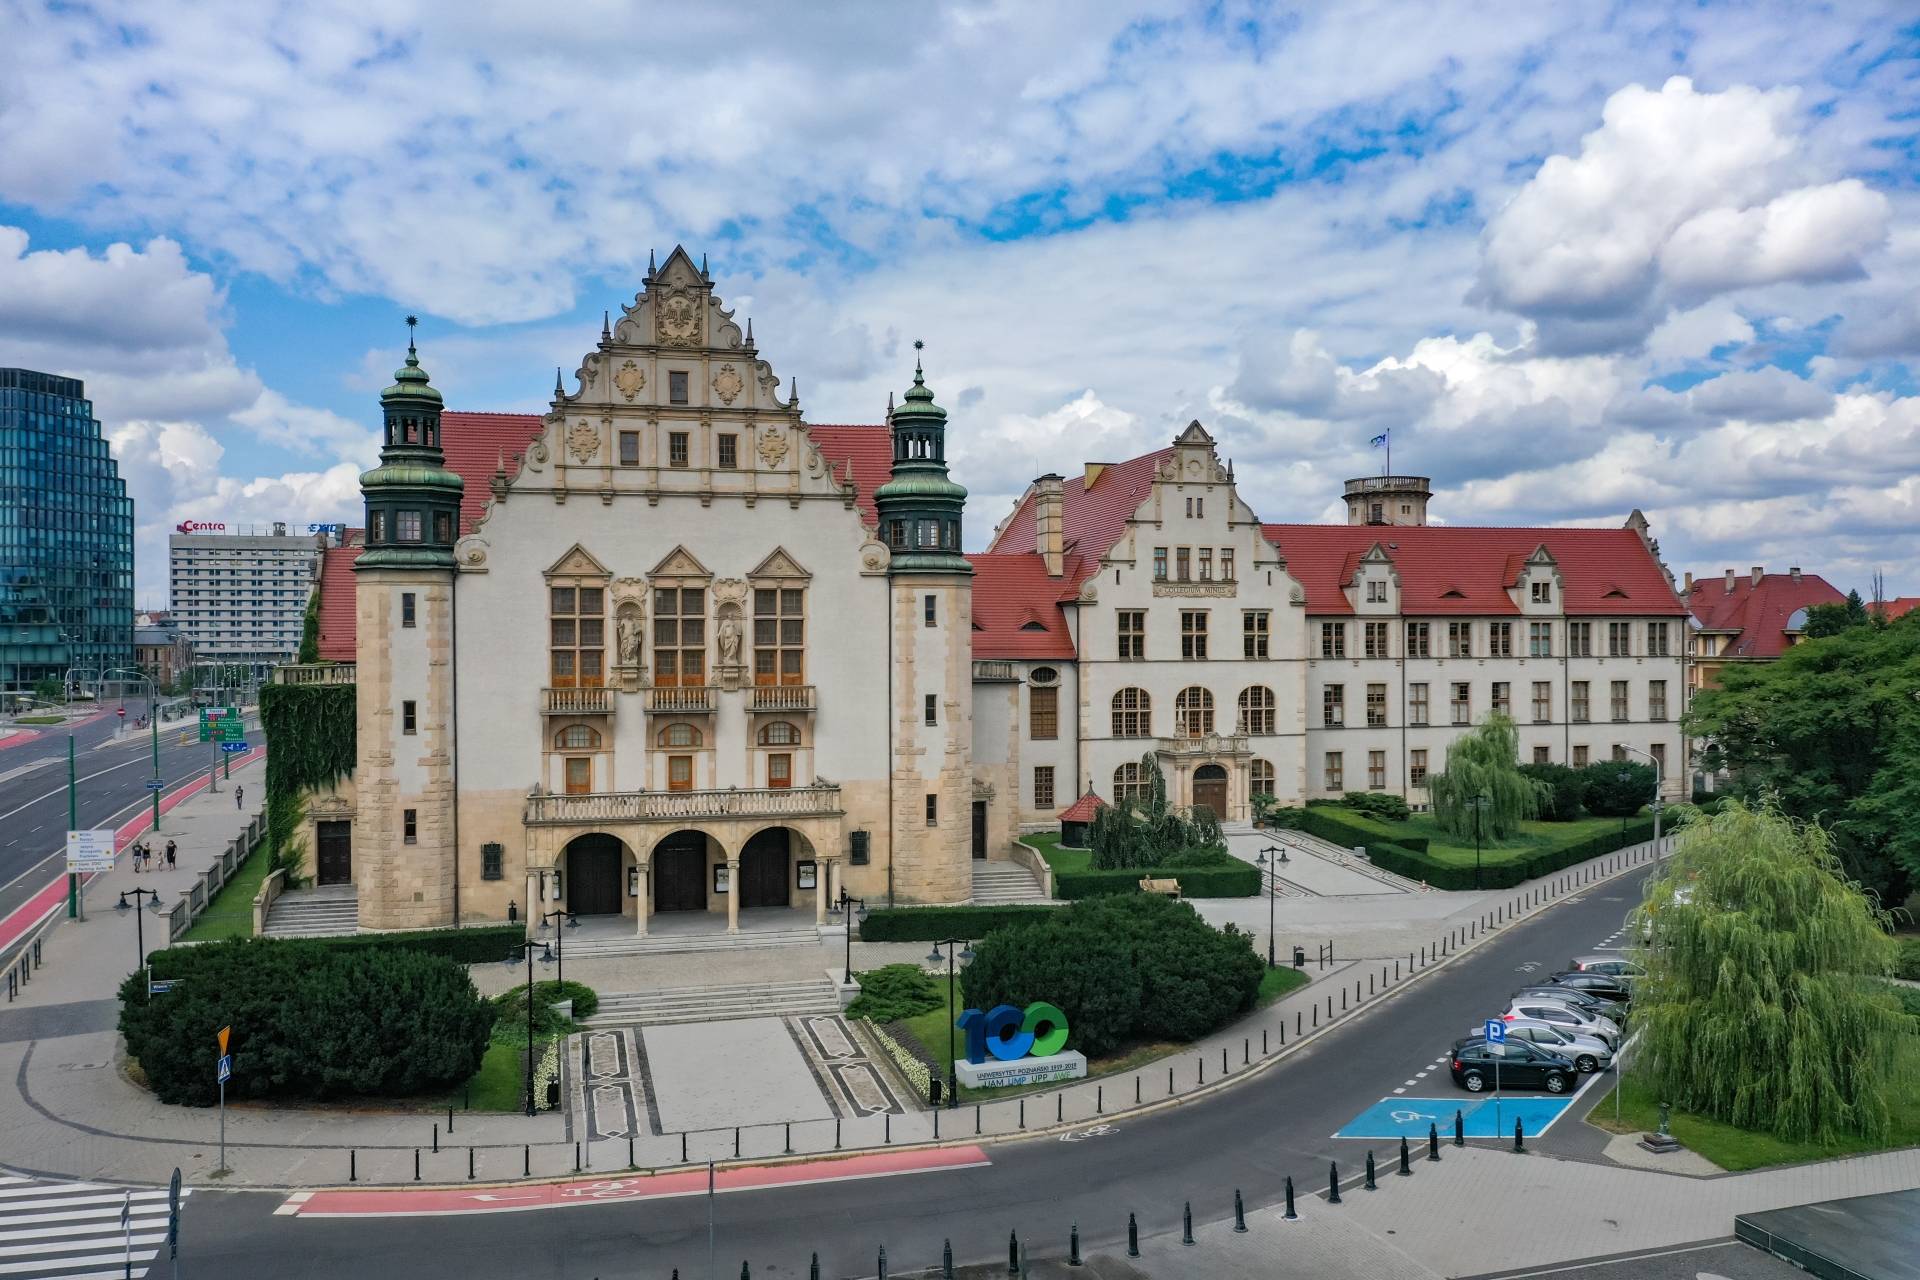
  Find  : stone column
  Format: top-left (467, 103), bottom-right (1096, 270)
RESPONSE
top-left (726, 858), bottom-right (741, 932)
top-left (635, 862), bottom-right (650, 937)
top-left (816, 857), bottom-right (836, 925)
top-left (524, 868), bottom-right (539, 942)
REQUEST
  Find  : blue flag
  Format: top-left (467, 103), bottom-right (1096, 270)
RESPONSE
top-left (1370, 432), bottom-right (1389, 449)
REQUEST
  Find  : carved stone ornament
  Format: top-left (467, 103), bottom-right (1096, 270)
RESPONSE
top-left (614, 360), bottom-right (646, 402)
top-left (757, 427), bottom-right (789, 469)
top-left (859, 539), bottom-right (891, 574)
top-left (1079, 578), bottom-right (1099, 602)
top-left (611, 576), bottom-right (647, 609)
top-left (526, 430), bottom-right (551, 472)
top-left (711, 578), bottom-right (749, 609)
top-left (567, 420), bottom-right (601, 464)
top-left (454, 536), bottom-right (489, 569)
top-left (655, 289), bottom-right (702, 346)
top-left (712, 364), bottom-right (744, 405)
top-left (1153, 581), bottom-right (1237, 598)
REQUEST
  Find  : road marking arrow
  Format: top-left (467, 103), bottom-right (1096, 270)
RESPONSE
top-left (467, 1194), bottom-right (542, 1202)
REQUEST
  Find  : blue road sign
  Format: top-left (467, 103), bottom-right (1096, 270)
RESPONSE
top-left (220, 742), bottom-right (248, 753)
top-left (149, 979), bottom-right (181, 995)
top-left (217, 1054), bottom-right (231, 1084)
top-left (145, 779), bottom-right (166, 790)
top-left (1484, 1019), bottom-right (1506, 1043)
top-left (1336, 1096), bottom-right (1575, 1140)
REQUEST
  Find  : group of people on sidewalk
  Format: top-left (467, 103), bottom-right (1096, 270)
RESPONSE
top-left (130, 838), bottom-right (178, 872)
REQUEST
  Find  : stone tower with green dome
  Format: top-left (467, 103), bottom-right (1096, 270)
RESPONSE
top-left (355, 323), bottom-right (463, 930)
top-left (877, 351), bottom-right (975, 905)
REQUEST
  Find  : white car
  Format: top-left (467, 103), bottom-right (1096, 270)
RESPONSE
top-left (1472, 1019), bottom-right (1614, 1073)
top-left (1502, 1000), bottom-right (1620, 1047)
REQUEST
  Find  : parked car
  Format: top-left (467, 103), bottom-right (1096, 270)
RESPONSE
top-left (1514, 984), bottom-right (1628, 1025)
top-left (1567, 956), bottom-right (1645, 979)
top-left (1550, 971), bottom-right (1633, 1004)
top-left (1502, 1000), bottom-right (1619, 1045)
top-left (1460, 1022), bottom-right (1612, 1073)
top-left (1450, 1040), bottom-right (1578, 1094)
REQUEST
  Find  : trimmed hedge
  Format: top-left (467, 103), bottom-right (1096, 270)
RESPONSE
top-left (859, 905), bottom-right (1059, 943)
top-left (1055, 861), bottom-right (1260, 899)
top-left (1362, 817), bottom-right (1658, 890)
top-left (151, 924), bottom-right (524, 973)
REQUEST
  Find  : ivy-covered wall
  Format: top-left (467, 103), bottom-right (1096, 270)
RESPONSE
top-left (258, 682), bottom-right (356, 881)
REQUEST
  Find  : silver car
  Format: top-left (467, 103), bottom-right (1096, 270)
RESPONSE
top-left (1502, 1001), bottom-right (1620, 1047)
top-left (1568, 955), bottom-right (1646, 979)
top-left (1473, 1019), bottom-right (1613, 1073)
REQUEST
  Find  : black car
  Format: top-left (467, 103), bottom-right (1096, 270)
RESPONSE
top-left (1550, 971), bottom-right (1632, 1004)
top-left (1449, 1040), bottom-right (1577, 1094)
top-left (1514, 984), bottom-right (1628, 1024)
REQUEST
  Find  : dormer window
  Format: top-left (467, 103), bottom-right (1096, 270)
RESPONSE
top-left (1366, 580), bottom-right (1387, 603)
top-left (1531, 581), bottom-right (1552, 603)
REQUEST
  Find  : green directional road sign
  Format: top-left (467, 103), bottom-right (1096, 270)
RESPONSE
top-left (199, 707), bottom-right (242, 742)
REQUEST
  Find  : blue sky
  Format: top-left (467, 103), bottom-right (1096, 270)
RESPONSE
top-left (0, 2), bottom-right (1916, 605)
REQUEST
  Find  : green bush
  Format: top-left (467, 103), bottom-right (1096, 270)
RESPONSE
top-left (859, 905), bottom-right (1059, 942)
top-left (121, 937), bottom-right (494, 1107)
top-left (1897, 938), bottom-right (1920, 983)
top-left (1341, 792), bottom-right (1411, 822)
top-left (1359, 818), bottom-right (1658, 890)
top-left (491, 983), bottom-right (587, 1049)
top-left (847, 964), bottom-right (944, 1022)
top-left (1088, 753), bottom-right (1226, 870)
top-left (1054, 861), bottom-right (1260, 899)
top-left (959, 915), bottom-right (1143, 1058)
top-left (150, 924), bottom-right (525, 973)
top-left (1584, 761), bottom-right (1657, 818)
top-left (1519, 763), bottom-right (1586, 822)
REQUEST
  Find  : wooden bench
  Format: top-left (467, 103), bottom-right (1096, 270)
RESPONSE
top-left (1139, 877), bottom-right (1181, 899)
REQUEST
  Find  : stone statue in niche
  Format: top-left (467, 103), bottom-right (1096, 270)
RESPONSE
top-left (717, 612), bottom-right (742, 666)
top-left (617, 612), bottom-right (643, 666)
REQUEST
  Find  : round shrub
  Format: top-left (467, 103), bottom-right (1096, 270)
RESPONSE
top-left (962, 917), bottom-right (1142, 1058)
top-left (847, 964), bottom-right (943, 1023)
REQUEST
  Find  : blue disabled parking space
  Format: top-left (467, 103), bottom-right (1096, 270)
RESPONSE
top-left (1334, 1096), bottom-right (1574, 1140)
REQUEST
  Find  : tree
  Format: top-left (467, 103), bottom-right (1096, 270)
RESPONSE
top-left (1518, 762), bottom-right (1584, 821)
top-left (1802, 589), bottom-right (1872, 639)
top-left (31, 677), bottom-right (61, 703)
top-left (1632, 801), bottom-right (1915, 1143)
top-left (1426, 712), bottom-right (1550, 841)
top-left (1687, 612), bottom-right (1920, 905)
top-left (1582, 760), bottom-right (1657, 818)
top-left (297, 588), bottom-right (322, 664)
top-left (1088, 753), bottom-right (1224, 870)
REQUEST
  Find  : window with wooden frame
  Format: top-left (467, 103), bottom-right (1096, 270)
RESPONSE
top-left (1175, 686), bottom-right (1214, 736)
top-left (1323, 752), bottom-right (1343, 791)
top-left (1410, 749), bottom-right (1428, 786)
top-left (1323, 684), bottom-right (1344, 727)
top-left (753, 587), bottom-right (806, 685)
top-left (1033, 766), bottom-right (1056, 810)
top-left (652, 587), bottom-right (705, 687)
top-left (1450, 682), bottom-right (1471, 724)
top-left (1243, 611), bottom-right (1268, 658)
top-left (1573, 744), bottom-right (1589, 767)
top-left (1111, 688), bottom-right (1151, 737)
top-left (1408, 682), bottom-right (1429, 725)
top-left (669, 371), bottom-right (689, 404)
top-left (1530, 622), bottom-right (1552, 657)
top-left (1608, 622), bottom-right (1631, 657)
top-left (1250, 759), bottom-right (1275, 796)
top-left (1320, 622), bottom-right (1346, 658)
top-left (1366, 682), bottom-right (1387, 726)
top-left (1176, 547), bottom-right (1191, 581)
top-left (668, 755), bottom-right (693, 791)
top-left (1198, 548), bottom-right (1212, 581)
top-left (549, 585), bottom-right (606, 688)
top-left (668, 432), bottom-right (690, 467)
top-left (1491, 681), bottom-right (1510, 716)
top-left (1029, 686), bottom-right (1058, 740)
top-left (1531, 681), bottom-right (1551, 723)
top-left (1368, 750), bottom-right (1386, 790)
top-left (1153, 547), bottom-right (1168, 580)
top-left (1569, 621), bottom-right (1592, 656)
top-left (767, 753), bottom-right (792, 788)
top-left (1647, 622), bottom-right (1670, 657)
top-left (1113, 761), bottom-right (1149, 801)
top-left (1181, 611), bottom-right (1208, 659)
top-left (1571, 680), bottom-right (1591, 722)
top-left (1220, 548), bottom-right (1235, 580)
top-left (1611, 680), bottom-right (1630, 721)
top-left (564, 757), bottom-right (592, 794)
top-left (758, 721), bottom-right (800, 746)
top-left (658, 722), bottom-right (704, 747)
top-left (1406, 621), bottom-right (1430, 657)
top-left (1648, 680), bottom-right (1668, 722)
top-left (1448, 621), bottom-right (1472, 658)
top-left (718, 434), bottom-right (738, 469)
top-left (620, 431), bottom-right (639, 466)
top-left (555, 725), bottom-right (602, 749)
top-left (1364, 621), bottom-right (1389, 658)
top-left (1237, 685), bottom-right (1276, 734)
top-left (1118, 611), bottom-right (1145, 659)
top-left (1489, 622), bottom-right (1512, 657)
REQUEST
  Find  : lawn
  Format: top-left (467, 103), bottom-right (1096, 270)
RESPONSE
top-left (1586, 1039), bottom-right (1920, 1171)
top-left (464, 1043), bottom-right (529, 1112)
top-left (1302, 807), bottom-right (1637, 870)
top-left (1258, 965), bottom-right (1311, 1006)
top-left (178, 848), bottom-right (273, 942)
top-left (1021, 831), bottom-right (1084, 877)
top-left (15, 715), bottom-right (65, 725)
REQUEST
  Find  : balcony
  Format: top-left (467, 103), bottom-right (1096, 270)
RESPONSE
top-left (747, 684), bottom-right (816, 713)
top-left (543, 686), bottom-right (615, 716)
top-left (972, 660), bottom-right (1020, 683)
top-left (1157, 732), bottom-right (1251, 759)
top-left (647, 686), bottom-right (714, 714)
top-left (273, 663), bottom-right (356, 686)
top-left (525, 783), bottom-right (844, 825)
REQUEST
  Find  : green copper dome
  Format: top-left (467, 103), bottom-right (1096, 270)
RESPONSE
top-left (874, 358), bottom-right (970, 575)
top-left (357, 333), bottom-right (462, 572)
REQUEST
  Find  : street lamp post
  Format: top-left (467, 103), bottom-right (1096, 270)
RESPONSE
top-left (501, 940), bottom-right (555, 1116)
top-left (116, 887), bottom-right (166, 969)
top-left (103, 667), bottom-right (161, 834)
top-left (1256, 845), bottom-right (1288, 968)
top-left (827, 888), bottom-right (868, 986)
top-left (924, 938), bottom-right (974, 1107)
top-left (538, 909), bottom-right (581, 991)
top-left (1616, 746), bottom-right (1666, 857)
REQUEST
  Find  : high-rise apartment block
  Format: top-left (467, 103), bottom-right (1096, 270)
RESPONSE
top-left (168, 527), bottom-right (323, 677)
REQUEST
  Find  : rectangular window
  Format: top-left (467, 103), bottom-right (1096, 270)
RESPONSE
top-left (850, 831), bottom-right (870, 865)
top-left (767, 753), bottom-right (792, 788)
top-left (1489, 622), bottom-right (1512, 657)
top-left (918, 520), bottom-right (939, 548)
top-left (1612, 745), bottom-right (1628, 763)
top-left (1649, 680), bottom-right (1667, 721)
top-left (1648, 622), bottom-right (1670, 657)
top-left (403, 809), bottom-right (417, 844)
top-left (1030, 687), bottom-right (1058, 740)
top-left (924, 594), bottom-right (937, 626)
top-left (1118, 610), bottom-right (1146, 659)
top-left (565, 757), bottom-right (591, 794)
top-left (1611, 680), bottom-right (1630, 721)
top-left (668, 755), bottom-right (693, 791)
top-left (1324, 752), bottom-right (1344, 791)
top-left (401, 592), bottom-right (415, 627)
top-left (1366, 683), bottom-right (1386, 726)
top-left (1176, 547), bottom-right (1191, 581)
top-left (1198, 548), bottom-right (1212, 581)
top-left (1530, 622), bottom-right (1552, 657)
top-left (1491, 681), bottom-right (1510, 716)
top-left (752, 587), bottom-right (806, 685)
top-left (1650, 742), bottom-right (1666, 776)
top-left (924, 693), bottom-right (938, 726)
top-left (1410, 749), bottom-right (1428, 787)
top-left (925, 794), bottom-right (938, 826)
top-left (434, 511), bottom-right (452, 543)
top-left (1323, 684), bottom-right (1345, 727)
top-left (1451, 682), bottom-right (1471, 725)
top-left (1408, 683), bottom-right (1429, 726)
top-left (402, 700), bottom-right (417, 734)
top-left (1153, 547), bottom-right (1168, 580)
top-left (669, 370), bottom-right (689, 404)
top-left (1533, 745), bottom-right (1550, 764)
top-left (398, 510), bottom-right (422, 541)
top-left (889, 520), bottom-right (907, 550)
top-left (1573, 744), bottom-right (1589, 767)
top-left (1368, 750), bottom-right (1386, 790)
top-left (369, 510), bottom-right (387, 542)
top-left (1571, 680), bottom-right (1590, 722)
top-left (717, 434), bottom-right (737, 469)
top-left (1531, 580), bottom-right (1552, 603)
top-left (1181, 611), bottom-right (1208, 659)
top-left (651, 587), bottom-right (703, 687)
top-left (1448, 621), bottom-right (1472, 658)
top-left (1034, 766), bottom-right (1056, 810)
top-left (1220, 548), bottom-right (1235, 580)
top-left (1608, 622), bottom-right (1631, 657)
top-left (1569, 621), bottom-right (1592, 656)
top-left (1366, 580), bottom-right (1387, 603)
top-left (620, 431), bottom-right (639, 466)
top-left (1362, 621), bottom-right (1387, 658)
top-left (1243, 611), bottom-right (1268, 658)
top-left (669, 432), bottom-right (689, 467)
top-left (1406, 622), bottom-right (1430, 658)
top-left (1321, 622), bottom-right (1346, 659)
top-left (1531, 681), bottom-right (1551, 723)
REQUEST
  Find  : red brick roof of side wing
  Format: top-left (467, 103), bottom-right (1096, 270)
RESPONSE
top-left (986, 450), bottom-right (1176, 561)
top-left (1687, 572), bottom-right (1846, 658)
top-left (806, 424), bottom-right (893, 530)
top-left (1883, 597), bottom-right (1920, 621)
top-left (1057, 790), bottom-right (1107, 823)
top-left (967, 552), bottom-right (1084, 659)
top-left (316, 540), bottom-right (363, 663)
top-left (1262, 524), bottom-right (1687, 617)
top-left (441, 411), bottom-right (539, 535)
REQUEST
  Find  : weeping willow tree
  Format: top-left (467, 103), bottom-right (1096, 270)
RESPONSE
top-left (1088, 753), bottom-right (1225, 870)
top-left (1426, 712), bottom-right (1550, 841)
top-left (1632, 800), bottom-right (1916, 1143)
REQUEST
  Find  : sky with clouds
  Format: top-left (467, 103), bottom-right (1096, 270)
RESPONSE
top-left (1, 1), bottom-right (1917, 606)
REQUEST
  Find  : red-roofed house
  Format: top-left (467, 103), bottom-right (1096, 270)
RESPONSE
top-left (1682, 565), bottom-right (1845, 690)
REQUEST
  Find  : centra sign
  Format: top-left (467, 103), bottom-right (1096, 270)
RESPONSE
top-left (953, 1001), bottom-right (1087, 1089)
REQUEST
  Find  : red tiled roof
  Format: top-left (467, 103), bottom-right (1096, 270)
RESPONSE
top-left (986, 450), bottom-right (1175, 562)
top-left (442, 412), bottom-right (539, 535)
top-left (806, 424), bottom-right (892, 530)
top-left (1263, 524), bottom-right (1686, 617)
top-left (967, 552), bottom-right (1083, 659)
top-left (1058, 790), bottom-right (1107, 823)
top-left (1686, 572), bottom-right (1845, 659)
top-left (1883, 597), bottom-right (1920, 620)
top-left (316, 540), bottom-right (363, 663)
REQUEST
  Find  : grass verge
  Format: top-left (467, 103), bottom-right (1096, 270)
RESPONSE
top-left (178, 848), bottom-right (272, 942)
top-left (1022, 831), bottom-right (1084, 877)
top-left (1258, 965), bottom-right (1311, 1006)
top-left (463, 1043), bottom-right (529, 1112)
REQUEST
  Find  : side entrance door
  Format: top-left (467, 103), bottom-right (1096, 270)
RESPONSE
top-left (1192, 765), bottom-right (1228, 820)
top-left (653, 832), bottom-right (707, 912)
top-left (317, 821), bottom-right (351, 886)
top-left (739, 828), bottom-right (790, 908)
top-left (972, 801), bottom-right (987, 859)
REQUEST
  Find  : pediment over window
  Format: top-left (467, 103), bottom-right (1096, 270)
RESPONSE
top-left (649, 545), bottom-right (712, 580)
top-left (544, 544), bottom-right (611, 580)
top-left (748, 547), bottom-right (812, 581)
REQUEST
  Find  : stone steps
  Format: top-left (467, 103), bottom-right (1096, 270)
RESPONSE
top-left (583, 978), bottom-right (842, 1027)
top-left (970, 862), bottom-right (1051, 905)
top-left (561, 926), bottom-right (821, 959)
top-left (263, 887), bottom-right (360, 938)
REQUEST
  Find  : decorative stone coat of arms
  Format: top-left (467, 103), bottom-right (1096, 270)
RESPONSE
top-left (655, 290), bottom-right (702, 346)
top-left (566, 421), bottom-right (601, 464)
top-left (713, 364), bottom-right (743, 405)
top-left (614, 361), bottom-right (645, 402)
top-left (757, 427), bottom-right (789, 469)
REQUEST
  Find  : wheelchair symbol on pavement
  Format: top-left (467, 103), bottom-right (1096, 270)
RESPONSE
top-left (1389, 1109), bottom-right (1437, 1124)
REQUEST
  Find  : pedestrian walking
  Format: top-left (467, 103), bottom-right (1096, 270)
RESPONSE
top-left (165, 840), bottom-right (176, 870)
top-left (235, 784), bottom-right (244, 810)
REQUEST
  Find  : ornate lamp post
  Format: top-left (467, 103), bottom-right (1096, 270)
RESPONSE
top-left (925, 938), bottom-right (974, 1106)
top-left (115, 887), bottom-right (167, 969)
top-left (537, 909), bottom-right (581, 991)
top-left (1616, 746), bottom-right (1666, 857)
top-left (501, 940), bottom-right (555, 1116)
top-left (1255, 845), bottom-right (1288, 968)
top-left (827, 888), bottom-right (868, 986)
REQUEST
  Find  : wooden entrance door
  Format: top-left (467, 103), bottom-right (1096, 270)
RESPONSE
top-left (566, 835), bottom-right (622, 915)
top-left (317, 821), bottom-right (351, 885)
top-left (971, 801), bottom-right (987, 859)
top-left (653, 832), bottom-right (707, 912)
top-left (1192, 765), bottom-right (1228, 820)
top-left (739, 828), bottom-right (790, 908)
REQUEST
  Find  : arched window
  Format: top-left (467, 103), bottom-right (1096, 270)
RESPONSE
top-left (758, 721), bottom-right (800, 746)
top-left (1238, 686), bottom-right (1276, 735)
top-left (1251, 759), bottom-right (1276, 796)
top-left (658, 722), bottom-right (703, 748)
top-left (1113, 761), bottom-right (1150, 801)
top-left (1175, 687), bottom-right (1215, 737)
top-left (555, 725), bottom-right (601, 750)
top-left (1111, 688), bottom-right (1152, 737)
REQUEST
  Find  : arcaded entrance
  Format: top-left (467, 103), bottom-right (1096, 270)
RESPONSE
top-left (653, 830), bottom-right (708, 912)
top-left (565, 833), bottom-right (624, 915)
top-left (739, 828), bottom-right (791, 909)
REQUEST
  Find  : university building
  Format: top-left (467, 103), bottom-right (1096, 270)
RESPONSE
top-left (286, 248), bottom-right (1690, 934)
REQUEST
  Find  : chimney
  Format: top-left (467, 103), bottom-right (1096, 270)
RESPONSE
top-left (1034, 474), bottom-right (1065, 578)
top-left (1725, 569), bottom-right (1736, 593)
top-left (1790, 566), bottom-right (1801, 583)
top-left (1752, 566), bottom-right (1764, 589)
top-left (1683, 571), bottom-right (1694, 593)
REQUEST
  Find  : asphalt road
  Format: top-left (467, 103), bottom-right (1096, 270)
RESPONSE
top-left (0, 701), bottom-right (257, 924)
top-left (173, 866), bottom-right (1656, 1280)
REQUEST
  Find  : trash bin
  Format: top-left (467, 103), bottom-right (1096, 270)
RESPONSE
top-left (1292, 945), bottom-right (1306, 969)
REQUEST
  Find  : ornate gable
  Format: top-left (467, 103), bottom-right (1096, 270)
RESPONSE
top-left (649, 545), bottom-right (712, 580)
top-left (748, 548), bottom-right (812, 581)
top-left (544, 544), bottom-right (611, 580)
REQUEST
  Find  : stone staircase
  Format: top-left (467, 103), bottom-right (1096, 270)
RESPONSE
top-left (1263, 829), bottom-right (1427, 893)
top-left (970, 861), bottom-right (1052, 905)
top-left (262, 884), bottom-right (359, 938)
top-left (560, 925), bottom-right (821, 960)
top-left (583, 978), bottom-right (842, 1027)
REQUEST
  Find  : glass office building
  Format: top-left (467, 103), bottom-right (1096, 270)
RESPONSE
top-left (0, 369), bottom-right (135, 693)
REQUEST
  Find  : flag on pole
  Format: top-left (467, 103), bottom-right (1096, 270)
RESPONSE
top-left (1369, 432), bottom-right (1389, 449)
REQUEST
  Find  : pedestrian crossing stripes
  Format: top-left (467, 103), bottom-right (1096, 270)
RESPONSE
top-left (0, 1175), bottom-right (187, 1279)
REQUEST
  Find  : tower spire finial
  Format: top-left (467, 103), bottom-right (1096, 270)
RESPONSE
top-left (601, 311), bottom-right (611, 341)
top-left (406, 314), bottom-right (418, 356)
top-left (913, 338), bottom-right (924, 383)
top-left (554, 366), bottom-right (564, 396)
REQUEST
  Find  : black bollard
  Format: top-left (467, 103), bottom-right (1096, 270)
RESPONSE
top-left (1515, 1117), bottom-right (1525, 1153)
top-left (1428, 1123), bottom-right (1441, 1162)
top-left (1070, 1221), bottom-right (1082, 1267)
top-left (1234, 1189), bottom-right (1247, 1232)
top-left (414, 1149), bottom-right (420, 1181)
top-left (1008, 1229), bottom-right (1020, 1275)
top-left (1284, 1175), bottom-right (1297, 1219)
top-left (1454, 1110), bottom-right (1465, 1147)
top-left (742, 1264), bottom-right (751, 1280)
top-left (433, 1123), bottom-right (439, 1153)
top-left (350, 1149), bottom-right (356, 1182)
top-left (812, 1254), bottom-right (820, 1280)
top-left (525, 1144), bottom-right (530, 1176)
top-left (449, 1105), bottom-right (454, 1135)
top-left (1183, 1201), bottom-right (1194, 1245)
top-left (469, 1147), bottom-right (475, 1179)
top-left (1364, 1151), bottom-right (1377, 1190)
top-left (943, 1240), bottom-right (954, 1280)
top-left (1399, 1136), bottom-right (1413, 1175)
top-left (1328, 1160), bottom-right (1341, 1204)
top-left (877, 1246), bottom-right (887, 1280)
top-left (1128, 1212), bottom-right (1140, 1256)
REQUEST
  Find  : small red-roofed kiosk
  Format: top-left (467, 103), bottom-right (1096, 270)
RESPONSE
top-left (1057, 789), bottom-right (1106, 849)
